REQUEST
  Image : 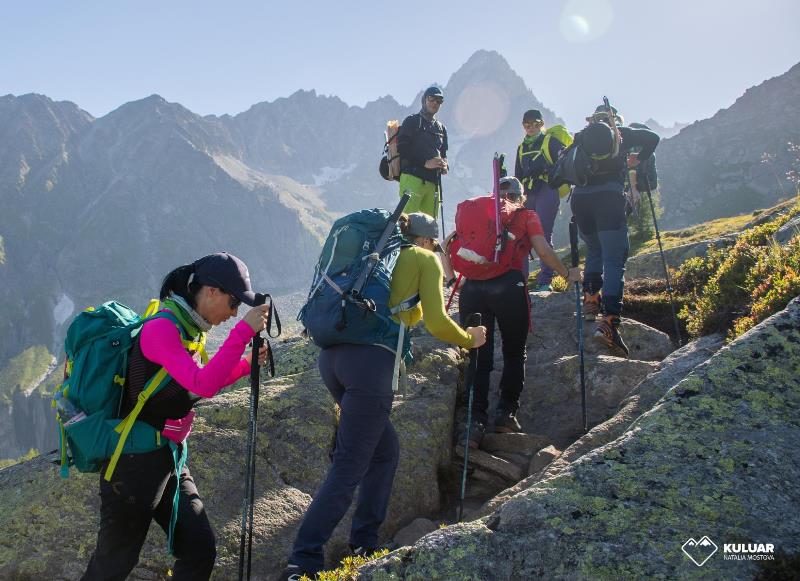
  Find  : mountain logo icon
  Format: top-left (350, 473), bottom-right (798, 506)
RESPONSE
top-left (682, 536), bottom-right (719, 566)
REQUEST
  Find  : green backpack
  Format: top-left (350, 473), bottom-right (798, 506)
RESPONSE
top-left (541, 125), bottom-right (574, 198)
top-left (54, 300), bottom-right (206, 482)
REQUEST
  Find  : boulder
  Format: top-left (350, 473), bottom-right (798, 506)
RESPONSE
top-left (479, 333), bottom-right (725, 517)
top-left (360, 298), bottom-right (800, 580)
top-left (393, 518), bottom-right (438, 548)
top-left (528, 445), bottom-right (561, 476)
top-left (453, 448), bottom-right (524, 483)
top-left (775, 214), bottom-right (800, 245)
top-left (480, 432), bottom-right (551, 456)
top-left (515, 355), bottom-right (659, 449)
top-left (0, 331), bottom-right (465, 579)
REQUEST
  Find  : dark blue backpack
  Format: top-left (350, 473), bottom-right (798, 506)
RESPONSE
top-left (299, 198), bottom-right (413, 359)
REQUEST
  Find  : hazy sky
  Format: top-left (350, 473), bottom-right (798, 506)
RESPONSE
top-left (3, 0), bottom-right (799, 129)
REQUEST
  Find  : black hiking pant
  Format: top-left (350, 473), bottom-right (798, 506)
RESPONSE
top-left (81, 445), bottom-right (216, 581)
top-left (459, 269), bottom-right (530, 424)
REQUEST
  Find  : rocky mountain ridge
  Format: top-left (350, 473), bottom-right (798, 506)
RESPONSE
top-left (658, 61), bottom-right (800, 229)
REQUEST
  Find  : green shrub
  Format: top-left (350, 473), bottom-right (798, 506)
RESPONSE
top-left (676, 201), bottom-right (800, 339)
top-left (302, 549), bottom-right (390, 581)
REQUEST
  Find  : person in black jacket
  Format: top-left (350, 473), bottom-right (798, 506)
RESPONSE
top-left (397, 86), bottom-right (448, 219)
top-left (570, 107), bottom-right (660, 357)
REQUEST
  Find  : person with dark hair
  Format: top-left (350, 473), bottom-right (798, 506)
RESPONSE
top-left (514, 109), bottom-right (568, 291)
top-left (571, 107), bottom-right (660, 357)
top-left (397, 86), bottom-right (448, 219)
top-left (82, 252), bottom-right (270, 581)
top-left (281, 213), bottom-right (486, 581)
top-left (454, 177), bottom-right (581, 443)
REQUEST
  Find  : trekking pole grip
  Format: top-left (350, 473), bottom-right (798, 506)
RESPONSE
top-left (465, 312), bottom-right (481, 330)
top-left (250, 293), bottom-right (267, 382)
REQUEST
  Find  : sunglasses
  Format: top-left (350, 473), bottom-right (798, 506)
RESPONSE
top-left (221, 289), bottom-right (241, 309)
top-left (428, 97), bottom-right (444, 104)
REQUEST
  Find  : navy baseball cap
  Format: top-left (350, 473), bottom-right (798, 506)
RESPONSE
top-left (423, 86), bottom-right (444, 101)
top-left (192, 252), bottom-right (257, 306)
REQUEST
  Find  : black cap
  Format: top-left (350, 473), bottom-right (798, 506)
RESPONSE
top-left (423, 86), bottom-right (444, 101)
top-left (522, 109), bottom-right (543, 123)
top-left (192, 252), bottom-right (257, 306)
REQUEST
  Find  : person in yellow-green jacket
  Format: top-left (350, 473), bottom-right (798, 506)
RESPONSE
top-left (515, 109), bottom-right (572, 291)
top-left (282, 212), bottom-right (487, 580)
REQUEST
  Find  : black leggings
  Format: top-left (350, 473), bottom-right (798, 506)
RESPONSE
top-left (459, 270), bottom-right (530, 423)
top-left (81, 445), bottom-right (216, 581)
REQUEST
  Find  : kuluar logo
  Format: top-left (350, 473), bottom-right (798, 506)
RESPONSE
top-left (682, 536), bottom-right (718, 567)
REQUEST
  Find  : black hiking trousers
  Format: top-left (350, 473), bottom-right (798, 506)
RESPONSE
top-left (81, 445), bottom-right (216, 581)
top-left (459, 269), bottom-right (530, 424)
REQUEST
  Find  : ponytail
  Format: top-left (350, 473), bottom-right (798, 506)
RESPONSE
top-left (159, 264), bottom-right (202, 306)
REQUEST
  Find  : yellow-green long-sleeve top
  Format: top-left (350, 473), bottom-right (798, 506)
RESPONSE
top-left (389, 246), bottom-right (474, 349)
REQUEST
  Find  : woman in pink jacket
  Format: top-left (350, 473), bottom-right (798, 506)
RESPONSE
top-left (82, 252), bottom-right (269, 581)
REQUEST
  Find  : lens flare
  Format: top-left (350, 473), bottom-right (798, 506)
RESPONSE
top-left (452, 81), bottom-right (510, 138)
top-left (560, 0), bottom-right (613, 43)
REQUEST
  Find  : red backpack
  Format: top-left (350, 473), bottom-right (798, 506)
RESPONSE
top-left (449, 195), bottom-right (532, 280)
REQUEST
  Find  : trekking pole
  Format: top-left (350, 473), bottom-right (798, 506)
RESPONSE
top-left (644, 176), bottom-right (682, 347)
top-left (569, 219), bottom-right (588, 434)
top-left (458, 312), bottom-right (481, 523)
top-left (445, 273), bottom-right (463, 312)
top-left (238, 293), bottom-right (268, 581)
top-left (438, 173), bottom-right (446, 245)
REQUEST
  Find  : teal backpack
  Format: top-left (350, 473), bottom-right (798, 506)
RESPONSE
top-left (298, 205), bottom-right (419, 378)
top-left (55, 299), bottom-right (209, 479)
top-left (54, 300), bottom-right (207, 553)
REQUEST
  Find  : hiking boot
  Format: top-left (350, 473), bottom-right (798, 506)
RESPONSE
top-left (458, 419), bottom-right (485, 449)
top-left (534, 283), bottom-right (552, 292)
top-left (493, 409), bottom-right (522, 433)
top-left (593, 315), bottom-right (629, 358)
top-left (583, 292), bottom-right (602, 321)
top-left (279, 563), bottom-right (314, 581)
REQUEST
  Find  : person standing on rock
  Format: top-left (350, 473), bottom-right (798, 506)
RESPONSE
top-left (281, 212), bottom-right (486, 581)
top-left (514, 109), bottom-right (568, 291)
top-left (451, 177), bottom-right (581, 445)
top-left (397, 86), bottom-right (448, 220)
top-left (81, 253), bottom-right (270, 581)
top-left (397, 85), bottom-right (456, 283)
top-left (571, 106), bottom-right (660, 357)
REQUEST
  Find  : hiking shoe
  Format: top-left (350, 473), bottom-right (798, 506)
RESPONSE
top-left (583, 292), bottom-right (602, 321)
top-left (458, 420), bottom-right (485, 449)
top-left (593, 315), bottom-right (629, 358)
top-left (279, 563), bottom-right (314, 581)
top-left (534, 283), bottom-right (552, 292)
top-left (493, 409), bottom-right (522, 433)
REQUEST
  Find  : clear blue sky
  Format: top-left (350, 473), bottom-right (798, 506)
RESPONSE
top-left (3, 0), bottom-right (799, 128)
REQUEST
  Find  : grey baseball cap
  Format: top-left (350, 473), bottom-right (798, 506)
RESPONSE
top-left (192, 252), bottom-right (257, 306)
top-left (499, 176), bottom-right (524, 199)
top-left (406, 213), bottom-right (443, 251)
